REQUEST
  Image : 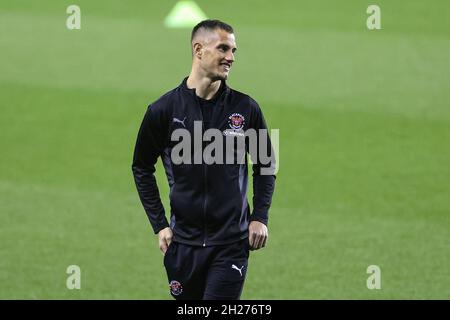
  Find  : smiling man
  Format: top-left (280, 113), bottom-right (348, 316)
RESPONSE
top-left (132, 19), bottom-right (276, 300)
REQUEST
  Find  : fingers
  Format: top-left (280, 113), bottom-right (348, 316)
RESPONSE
top-left (159, 240), bottom-right (168, 255)
top-left (160, 237), bottom-right (172, 255)
top-left (158, 228), bottom-right (173, 255)
top-left (253, 233), bottom-right (260, 250)
top-left (255, 233), bottom-right (266, 250)
top-left (249, 230), bottom-right (256, 249)
top-left (261, 233), bottom-right (268, 248)
top-left (249, 229), bottom-right (268, 250)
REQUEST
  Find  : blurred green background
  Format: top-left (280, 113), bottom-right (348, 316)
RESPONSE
top-left (1, 0), bottom-right (449, 299)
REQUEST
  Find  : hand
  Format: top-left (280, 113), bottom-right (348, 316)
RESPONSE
top-left (158, 227), bottom-right (173, 255)
top-left (248, 221), bottom-right (268, 250)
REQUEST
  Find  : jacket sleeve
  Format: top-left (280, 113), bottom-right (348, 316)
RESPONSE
top-left (132, 105), bottom-right (169, 234)
top-left (249, 98), bottom-right (276, 226)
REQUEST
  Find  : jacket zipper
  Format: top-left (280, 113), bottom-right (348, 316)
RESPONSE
top-left (203, 163), bottom-right (207, 247)
top-left (196, 94), bottom-right (207, 247)
top-left (194, 86), bottom-right (226, 247)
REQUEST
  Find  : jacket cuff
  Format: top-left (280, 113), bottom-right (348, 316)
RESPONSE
top-left (152, 219), bottom-right (170, 234)
top-left (249, 213), bottom-right (268, 226)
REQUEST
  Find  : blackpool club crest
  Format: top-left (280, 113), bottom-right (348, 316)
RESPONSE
top-left (228, 113), bottom-right (245, 130)
top-left (169, 280), bottom-right (183, 296)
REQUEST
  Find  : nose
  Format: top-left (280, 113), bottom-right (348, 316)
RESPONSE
top-left (225, 51), bottom-right (235, 63)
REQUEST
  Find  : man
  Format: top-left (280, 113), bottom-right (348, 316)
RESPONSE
top-left (132, 19), bottom-right (276, 300)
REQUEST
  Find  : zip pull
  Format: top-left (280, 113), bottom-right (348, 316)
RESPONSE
top-left (203, 242), bottom-right (206, 247)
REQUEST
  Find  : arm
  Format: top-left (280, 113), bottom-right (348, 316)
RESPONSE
top-left (132, 105), bottom-right (174, 254)
top-left (248, 99), bottom-right (276, 250)
top-left (132, 106), bottom-right (169, 235)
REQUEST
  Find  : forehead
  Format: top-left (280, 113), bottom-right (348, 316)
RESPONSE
top-left (208, 29), bottom-right (236, 47)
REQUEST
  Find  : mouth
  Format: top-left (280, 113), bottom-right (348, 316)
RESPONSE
top-left (220, 63), bottom-right (231, 71)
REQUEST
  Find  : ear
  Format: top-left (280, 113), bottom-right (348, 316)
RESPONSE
top-left (193, 42), bottom-right (203, 59)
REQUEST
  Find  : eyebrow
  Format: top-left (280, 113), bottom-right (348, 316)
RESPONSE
top-left (217, 43), bottom-right (237, 52)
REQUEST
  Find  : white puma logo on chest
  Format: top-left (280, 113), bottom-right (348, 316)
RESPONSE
top-left (172, 117), bottom-right (186, 127)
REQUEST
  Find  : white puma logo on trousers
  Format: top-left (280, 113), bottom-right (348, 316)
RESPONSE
top-left (172, 117), bottom-right (186, 127)
top-left (231, 264), bottom-right (244, 276)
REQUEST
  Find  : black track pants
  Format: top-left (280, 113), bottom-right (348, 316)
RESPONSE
top-left (164, 239), bottom-right (250, 300)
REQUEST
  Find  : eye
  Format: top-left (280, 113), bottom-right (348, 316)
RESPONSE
top-left (217, 45), bottom-right (230, 52)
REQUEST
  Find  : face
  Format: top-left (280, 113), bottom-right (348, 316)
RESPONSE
top-left (196, 29), bottom-right (237, 81)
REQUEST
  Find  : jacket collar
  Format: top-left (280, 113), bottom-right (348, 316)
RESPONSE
top-left (180, 77), bottom-right (229, 99)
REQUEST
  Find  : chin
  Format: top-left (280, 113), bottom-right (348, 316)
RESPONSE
top-left (210, 71), bottom-right (230, 82)
top-left (218, 72), bottom-right (229, 81)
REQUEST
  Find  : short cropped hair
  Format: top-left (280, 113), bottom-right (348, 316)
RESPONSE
top-left (191, 19), bottom-right (234, 42)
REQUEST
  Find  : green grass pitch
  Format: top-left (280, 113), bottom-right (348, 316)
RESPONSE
top-left (0, 0), bottom-right (449, 299)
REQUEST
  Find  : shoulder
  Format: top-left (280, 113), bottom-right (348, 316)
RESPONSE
top-left (147, 87), bottom-right (178, 114)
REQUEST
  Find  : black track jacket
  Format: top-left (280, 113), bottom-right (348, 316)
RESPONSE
top-left (132, 78), bottom-right (276, 246)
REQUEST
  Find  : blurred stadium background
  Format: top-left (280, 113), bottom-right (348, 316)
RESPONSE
top-left (0, 0), bottom-right (449, 299)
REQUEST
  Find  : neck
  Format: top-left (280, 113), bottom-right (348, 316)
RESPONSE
top-left (186, 70), bottom-right (222, 100)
